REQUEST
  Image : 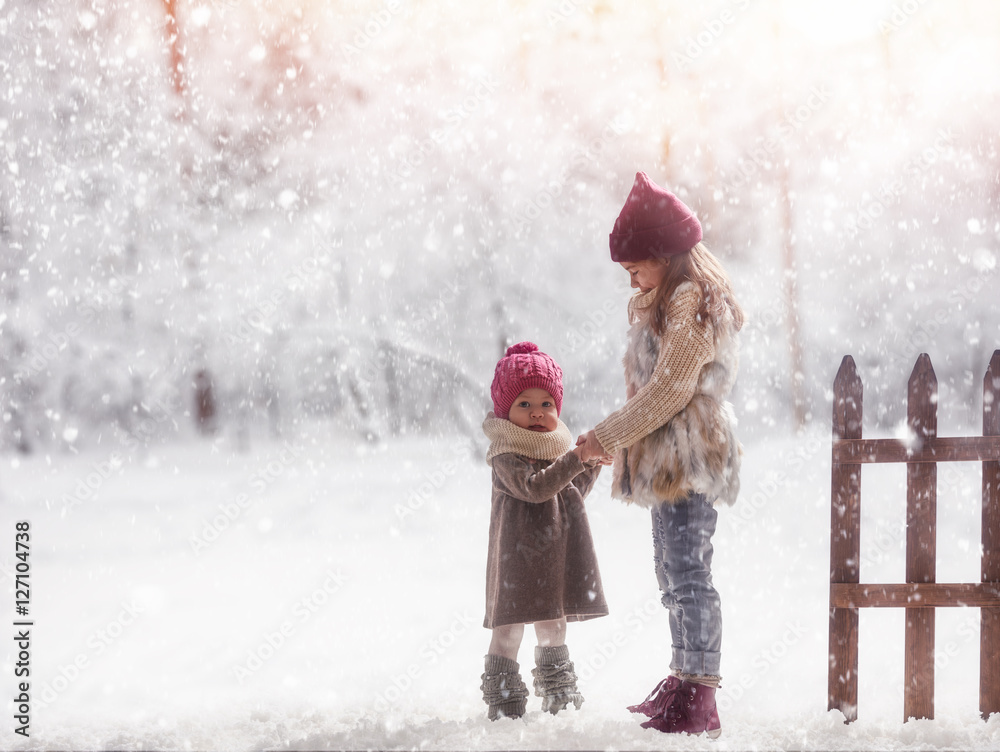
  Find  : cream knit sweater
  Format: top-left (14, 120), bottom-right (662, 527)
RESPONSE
top-left (594, 284), bottom-right (715, 454)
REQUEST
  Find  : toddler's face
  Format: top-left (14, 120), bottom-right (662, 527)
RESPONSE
top-left (620, 259), bottom-right (668, 293)
top-left (508, 388), bottom-right (559, 433)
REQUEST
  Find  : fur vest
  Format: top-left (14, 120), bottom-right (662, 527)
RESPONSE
top-left (610, 283), bottom-right (742, 508)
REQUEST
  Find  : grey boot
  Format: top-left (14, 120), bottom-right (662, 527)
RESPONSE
top-left (480, 654), bottom-right (529, 720)
top-left (531, 644), bottom-right (584, 714)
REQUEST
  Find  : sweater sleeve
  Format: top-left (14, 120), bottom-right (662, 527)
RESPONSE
top-left (594, 285), bottom-right (715, 454)
top-left (570, 461), bottom-right (603, 498)
top-left (491, 451), bottom-right (586, 504)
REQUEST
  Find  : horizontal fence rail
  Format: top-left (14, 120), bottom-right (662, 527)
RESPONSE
top-left (831, 583), bottom-right (1000, 609)
top-left (832, 436), bottom-right (1000, 464)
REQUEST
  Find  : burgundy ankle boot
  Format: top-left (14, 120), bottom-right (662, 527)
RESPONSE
top-left (640, 679), bottom-right (721, 738)
top-left (626, 675), bottom-right (682, 717)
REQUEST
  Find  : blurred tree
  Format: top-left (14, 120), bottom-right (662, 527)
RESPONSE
top-left (162, 0), bottom-right (186, 102)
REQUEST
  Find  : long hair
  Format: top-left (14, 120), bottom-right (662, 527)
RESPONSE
top-left (647, 243), bottom-right (745, 337)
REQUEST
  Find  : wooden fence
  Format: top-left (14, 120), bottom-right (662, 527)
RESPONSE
top-left (828, 350), bottom-right (1000, 722)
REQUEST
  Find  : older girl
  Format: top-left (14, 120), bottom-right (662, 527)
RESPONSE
top-left (578, 172), bottom-right (744, 738)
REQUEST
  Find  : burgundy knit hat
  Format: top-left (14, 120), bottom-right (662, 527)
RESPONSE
top-left (609, 172), bottom-right (702, 262)
top-left (490, 342), bottom-right (563, 419)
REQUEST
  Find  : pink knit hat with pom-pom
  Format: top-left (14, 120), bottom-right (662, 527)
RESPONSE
top-left (490, 342), bottom-right (563, 419)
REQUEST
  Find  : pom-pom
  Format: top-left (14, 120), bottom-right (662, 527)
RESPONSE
top-left (505, 342), bottom-right (538, 357)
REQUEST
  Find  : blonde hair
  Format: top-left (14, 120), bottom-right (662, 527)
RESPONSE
top-left (646, 243), bottom-right (745, 336)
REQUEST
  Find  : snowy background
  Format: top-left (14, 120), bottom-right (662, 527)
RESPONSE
top-left (1, 0), bottom-right (999, 749)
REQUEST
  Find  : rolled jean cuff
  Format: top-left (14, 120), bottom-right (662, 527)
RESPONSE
top-left (672, 649), bottom-right (721, 677)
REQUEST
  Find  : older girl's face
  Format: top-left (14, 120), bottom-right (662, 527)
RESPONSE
top-left (620, 259), bottom-right (668, 293)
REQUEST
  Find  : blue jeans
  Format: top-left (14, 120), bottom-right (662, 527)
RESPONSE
top-left (651, 493), bottom-right (722, 676)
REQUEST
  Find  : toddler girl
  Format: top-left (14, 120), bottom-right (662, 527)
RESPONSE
top-left (480, 342), bottom-right (609, 721)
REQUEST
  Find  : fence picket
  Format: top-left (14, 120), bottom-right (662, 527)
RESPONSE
top-left (829, 355), bottom-right (862, 722)
top-left (983, 350), bottom-right (1000, 720)
top-left (905, 354), bottom-right (937, 721)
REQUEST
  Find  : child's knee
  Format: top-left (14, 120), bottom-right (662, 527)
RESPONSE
top-left (534, 618), bottom-right (567, 645)
top-left (494, 623), bottom-right (524, 645)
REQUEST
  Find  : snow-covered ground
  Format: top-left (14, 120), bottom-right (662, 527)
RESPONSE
top-left (2, 423), bottom-right (998, 750)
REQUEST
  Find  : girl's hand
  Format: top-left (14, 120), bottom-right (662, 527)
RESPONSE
top-left (575, 430), bottom-right (612, 464)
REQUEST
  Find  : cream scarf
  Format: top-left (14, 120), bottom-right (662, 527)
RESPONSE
top-left (483, 412), bottom-right (573, 467)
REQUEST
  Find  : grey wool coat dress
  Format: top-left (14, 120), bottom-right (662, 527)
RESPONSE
top-left (484, 451), bottom-right (609, 629)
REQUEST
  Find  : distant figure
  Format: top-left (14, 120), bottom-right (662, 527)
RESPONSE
top-left (577, 172), bottom-right (745, 738)
top-left (193, 368), bottom-right (217, 435)
top-left (479, 342), bottom-right (611, 721)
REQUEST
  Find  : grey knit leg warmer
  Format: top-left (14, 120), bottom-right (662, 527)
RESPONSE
top-left (531, 644), bottom-right (584, 714)
top-left (480, 654), bottom-right (529, 721)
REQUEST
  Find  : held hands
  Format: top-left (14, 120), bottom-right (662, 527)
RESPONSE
top-left (573, 430), bottom-right (613, 465)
